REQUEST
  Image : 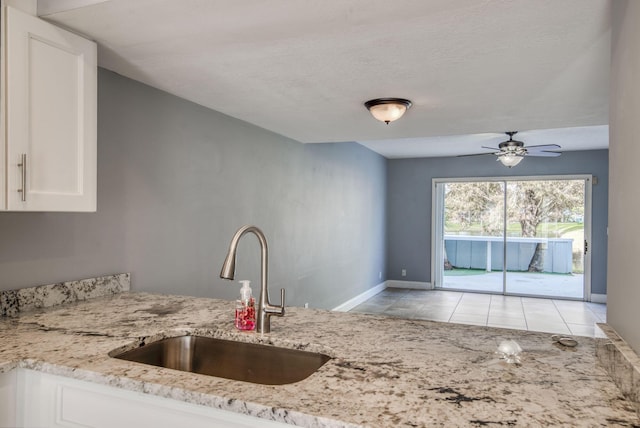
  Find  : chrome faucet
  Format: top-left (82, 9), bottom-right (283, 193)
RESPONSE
top-left (220, 225), bottom-right (285, 333)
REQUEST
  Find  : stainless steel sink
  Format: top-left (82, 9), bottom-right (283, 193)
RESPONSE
top-left (111, 335), bottom-right (331, 385)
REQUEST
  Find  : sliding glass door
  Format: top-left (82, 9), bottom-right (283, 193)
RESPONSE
top-left (433, 176), bottom-right (590, 300)
top-left (439, 181), bottom-right (505, 293)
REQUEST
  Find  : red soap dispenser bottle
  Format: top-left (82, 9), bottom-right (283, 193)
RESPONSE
top-left (235, 280), bottom-right (255, 331)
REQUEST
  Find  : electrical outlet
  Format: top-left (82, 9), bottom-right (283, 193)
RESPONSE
top-left (401, 269), bottom-right (407, 277)
top-left (304, 303), bottom-right (309, 309)
top-left (379, 271), bottom-right (382, 280)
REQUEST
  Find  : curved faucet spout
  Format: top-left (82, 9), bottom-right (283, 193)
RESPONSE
top-left (220, 225), bottom-right (285, 333)
top-left (220, 225), bottom-right (265, 280)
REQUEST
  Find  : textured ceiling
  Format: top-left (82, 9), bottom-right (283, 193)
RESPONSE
top-left (359, 125), bottom-right (609, 159)
top-left (38, 0), bottom-right (611, 157)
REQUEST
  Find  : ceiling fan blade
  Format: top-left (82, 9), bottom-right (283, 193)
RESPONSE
top-left (524, 144), bottom-right (562, 151)
top-left (481, 146), bottom-right (500, 151)
top-left (526, 151), bottom-right (562, 157)
top-left (456, 152), bottom-right (496, 158)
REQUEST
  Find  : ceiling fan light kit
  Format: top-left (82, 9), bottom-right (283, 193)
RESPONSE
top-left (498, 153), bottom-right (524, 168)
top-left (364, 98), bottom-right (412, 124)
top-left (458, 131), bottom-right (562, 168)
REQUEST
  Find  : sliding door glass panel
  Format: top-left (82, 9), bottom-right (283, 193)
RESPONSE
top-left (504, 180), bottom-right (585, 299)
top-left (442, 181), bottom-right (504, 292)
top-left (435, 177), bottom-right (588, 300)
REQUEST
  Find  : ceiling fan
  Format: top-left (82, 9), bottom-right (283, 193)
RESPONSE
top-left (459, 131), bottom-right (562, 168)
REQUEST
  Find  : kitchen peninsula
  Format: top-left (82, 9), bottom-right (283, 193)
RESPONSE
top-left (0, 275), bottom-right (637, 427)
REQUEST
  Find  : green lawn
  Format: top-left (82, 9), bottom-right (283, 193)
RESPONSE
top-left (445, 221), bottom-right (583, 238)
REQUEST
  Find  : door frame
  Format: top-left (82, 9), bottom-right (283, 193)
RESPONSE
top-left (431, 174), bottom-right (593, 301)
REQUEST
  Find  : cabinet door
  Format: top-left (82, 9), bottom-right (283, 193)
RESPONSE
top-left (0, 370), bottom-right (17, 427)
top-left (5, 6), bottom-right (96, 211)
top-left (18, 369), bottom-right (291, 428)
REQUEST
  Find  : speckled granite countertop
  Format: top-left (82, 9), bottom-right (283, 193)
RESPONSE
top-left (1, 291), bottom-right (638, 427)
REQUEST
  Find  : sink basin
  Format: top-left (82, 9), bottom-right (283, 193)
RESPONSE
top-left (111, 335), bottom-right (331, 385)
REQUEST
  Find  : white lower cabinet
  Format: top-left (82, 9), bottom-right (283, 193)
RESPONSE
top-left (7, 369), bottom-right (290, 428)
top-left (0, 370), bottom-right (17, 427)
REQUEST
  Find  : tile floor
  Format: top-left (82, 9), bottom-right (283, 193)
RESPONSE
top-left (349, 288), bottom-right (607, 337)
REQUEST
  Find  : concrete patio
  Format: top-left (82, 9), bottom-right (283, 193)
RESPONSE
top-left (442, 271), bottom-right (584, 299)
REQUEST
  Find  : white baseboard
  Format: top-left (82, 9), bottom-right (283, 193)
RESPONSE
top-left (386, 280), bottom-right (433, 290)
top-left (591, 293), bottom-right (607, 304)
top-left (332, 281), bottom-right (387, 312)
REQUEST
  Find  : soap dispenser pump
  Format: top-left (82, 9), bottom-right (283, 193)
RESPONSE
top-left (235, 280), bottom-right (255, 331)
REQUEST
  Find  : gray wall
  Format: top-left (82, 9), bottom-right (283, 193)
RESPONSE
top-left (386, 149), bottom-right (609, 295)
top-left (0, 69), bottom-right (387, 310)
top-left (608, 0), bottom-right (640, 353)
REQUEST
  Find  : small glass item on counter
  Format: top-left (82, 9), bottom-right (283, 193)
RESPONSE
top-left (496, 339), bottom-right (522, 364)
top-left (235, 280), bottom-right (255, 331)
top-left (551, 335), bottom-right (578, 347)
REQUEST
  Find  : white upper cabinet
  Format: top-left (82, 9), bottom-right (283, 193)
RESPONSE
top-left (1, 5), bottom-right (97, 211)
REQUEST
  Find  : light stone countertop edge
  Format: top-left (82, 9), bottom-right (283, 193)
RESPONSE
top-left (1, 291), bottom-right (637, 428)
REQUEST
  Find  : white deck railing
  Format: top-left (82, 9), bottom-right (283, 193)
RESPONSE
top-left (444, 235), bottom-right (574, 273)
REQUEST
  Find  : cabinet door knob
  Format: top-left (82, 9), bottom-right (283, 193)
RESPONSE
top-left (17, 153), bottom-right (27, 201)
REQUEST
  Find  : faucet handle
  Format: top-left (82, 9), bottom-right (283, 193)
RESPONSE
top-left (264, 288), bottom-right (286, 317)
top-left (278, 288), bottom-right (285, 316)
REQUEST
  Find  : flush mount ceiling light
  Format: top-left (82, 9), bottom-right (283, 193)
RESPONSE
top-left (364, 98), bottom-right (412, 124)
